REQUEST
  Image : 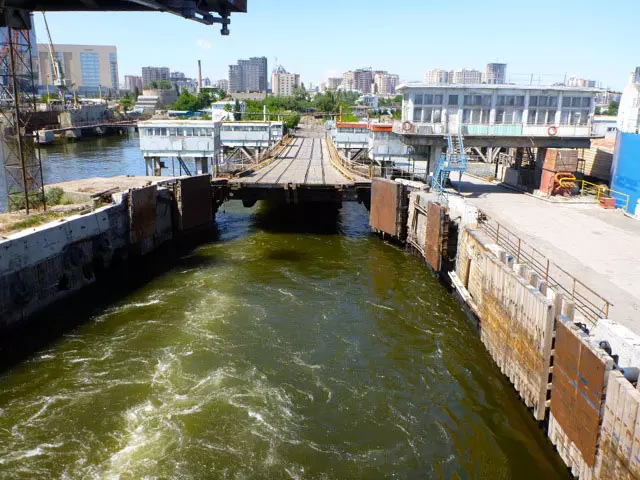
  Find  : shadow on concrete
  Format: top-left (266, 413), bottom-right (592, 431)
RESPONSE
top-left (452, 180), bottom-right (527, 199)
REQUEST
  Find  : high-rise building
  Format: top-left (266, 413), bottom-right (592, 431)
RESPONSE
top-left (484, 63), bottom-right (507, 84)
top-left (634, 67), bottom-right (640, 84)
top-left (452, 69), bottom-right (483, 84)
top-left (228, 56), bottom-right (268, 93)
top-left (374, 72), bottom-right (399, 95)
top-left (124, 75), bottom-right (143, 92)
top-left (1, 15), bottom-right (38, 95)
top-left (327, 77), bottom-right (342, 90)
top-left (271, 65), bottom-right (300, 97)
top-left (37, 44), bottom-right (118, 95)
top-left (424, 69), bottom-right (452, 84)
top-left (141, 66), bottom-right (170, 87)
top-left (342, 68), bottom-right (373, 93)
top-left (214, 78), bottom-right (229, 92)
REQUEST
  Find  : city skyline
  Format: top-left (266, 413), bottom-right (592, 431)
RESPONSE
top-left (32, 0), bottom-right (638, 91)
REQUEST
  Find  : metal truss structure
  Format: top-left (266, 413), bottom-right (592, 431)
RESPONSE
top-left (0, 10), bottom-right (45, 213)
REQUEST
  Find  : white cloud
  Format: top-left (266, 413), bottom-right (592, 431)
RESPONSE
top-left (196, 39), bottom-right (212, 50)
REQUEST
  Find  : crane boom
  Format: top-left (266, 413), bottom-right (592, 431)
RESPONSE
top-left (42, 12), bottom-right (66, 103)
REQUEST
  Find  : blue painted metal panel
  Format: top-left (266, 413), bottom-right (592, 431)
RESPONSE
top-left (463, 125), bottom-right (523, 136)
top-left (611, 132), bottom-right (640, 215)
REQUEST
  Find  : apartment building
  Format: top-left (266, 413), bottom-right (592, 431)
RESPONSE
top-left (228, 57), bottom-right (268, 93)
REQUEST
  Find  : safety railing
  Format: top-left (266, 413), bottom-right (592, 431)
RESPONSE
top-left (578, 180), bottom-right (630, 211)
top-left (326, 134), bottom-right (373, 181)
top-left (37, 118), bottom-right (137, 132)
top-left (478, 211), bottom-right (612, 325)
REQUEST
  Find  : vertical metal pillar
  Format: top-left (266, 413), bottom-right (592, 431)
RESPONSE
top-left (0, 10), bottom-right (46, 213)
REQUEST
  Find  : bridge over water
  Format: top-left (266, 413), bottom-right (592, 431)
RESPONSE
top-left (227, 124), bottom-right (371, 207)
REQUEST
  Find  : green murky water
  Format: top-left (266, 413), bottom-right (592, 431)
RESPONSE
top-left (0, 201), bottom-right (568, 479)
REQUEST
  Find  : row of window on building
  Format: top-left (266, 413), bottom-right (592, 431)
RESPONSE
top-left (140, 127), bottom-right (216, 137)
top-left (220, 125), bottom-right (275, 132)
top-left (336, 127), bottom-right (369, 134)
top-left (411, 93), bottom-right (591, 109)
top-left (413, 107), bottom-right (590, 125)
top-left (140, 125), bottom-right (284, 137)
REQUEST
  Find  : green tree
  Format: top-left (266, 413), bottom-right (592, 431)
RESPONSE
top-left (294, 84), bottom-right (310, 103)
top-left (284, 113), bottom-right (300, 132)
top-left (233, 99), bottom-right (242, 121)
top-left (39, 93), bottom-right (52, 104)
top-left (604, 100), bottom-right (619, 116)
top-left (197, 90), bottom-right (215, 109)
top-left (120, 92), bottom-right (133, 112)
top-left (171, 90), bottom-right (200, 112)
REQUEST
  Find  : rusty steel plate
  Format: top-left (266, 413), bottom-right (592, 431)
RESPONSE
top-left (177, 175), bottom-right (212, 232)
top-left (370, 179), bottom-right (402, 238)
top-left (551, 321), bottom-right (608, 467)
top-left (425, 201), bottom-right (444, 272)
top-left (129, 185), bottom-right (157, 243)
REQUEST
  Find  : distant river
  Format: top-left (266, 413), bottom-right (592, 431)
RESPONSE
top-left (0, 134), bottom-right (145, 211)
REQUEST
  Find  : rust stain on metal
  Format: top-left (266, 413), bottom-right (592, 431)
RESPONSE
top-left (596, 371), bottom-right (640, 479)
top-left (480, 253), bottom-right (555, 421)
top-left (425, 201), bottom-right (447, 272)
top-left (176, 175), bottom-right (212, 231)
top-left (551, 321), bottom-right (612, 469)
top-left (370, 179), bottom-right (406, 239)
top-left (129, 185), bottom-right (157, 243)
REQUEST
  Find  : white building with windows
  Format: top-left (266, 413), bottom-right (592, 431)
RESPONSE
top-left (138, 120), bottom-right (284, 175)
top-left (396, 83), bottom-right (597, 142)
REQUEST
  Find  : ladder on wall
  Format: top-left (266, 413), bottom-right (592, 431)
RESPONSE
top-left (432, 114), bottom-right (467, 204)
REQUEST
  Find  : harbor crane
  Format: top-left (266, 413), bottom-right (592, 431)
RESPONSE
top-left (41, 12), bottom-right (66, 105)
top-left (0, 1), bottom-right (247, 214)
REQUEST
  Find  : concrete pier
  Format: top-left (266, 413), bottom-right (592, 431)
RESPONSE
top-left (0, 175), bottom-right (216, 330)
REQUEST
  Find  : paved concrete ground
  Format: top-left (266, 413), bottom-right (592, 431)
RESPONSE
top-left (453, 174), bottom-right (640, 333)
top-left (49, 176), bottom-right (175, 198)
top-left (231, 124), bottom-right (369, 186)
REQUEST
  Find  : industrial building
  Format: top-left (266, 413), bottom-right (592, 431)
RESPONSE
top-left (228, 57), bottom-right (268, 93)
top-left (37, 43), bottom-right (118, 96)
top-left (271, 65), bottom-right (300, 97)
top-left (394, 82), bottom-right (597, 189)
top-left (141, 66), bottom-right (170, 87)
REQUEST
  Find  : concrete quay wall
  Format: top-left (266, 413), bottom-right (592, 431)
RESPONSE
top-left (370, 178), bottom-right (640, 479)
top-left (0, 175), bottom-right (214, 330)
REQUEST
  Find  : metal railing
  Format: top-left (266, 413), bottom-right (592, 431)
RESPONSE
top-left (574, 179), bottom-right (630, 211)
top-left (37, 118), bottom-right (137, 132)
top-left (478, 211), bottom-right (611, 325)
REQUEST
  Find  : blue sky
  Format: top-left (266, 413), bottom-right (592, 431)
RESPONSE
top-left (35, 0), bottom-right (639, 91)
